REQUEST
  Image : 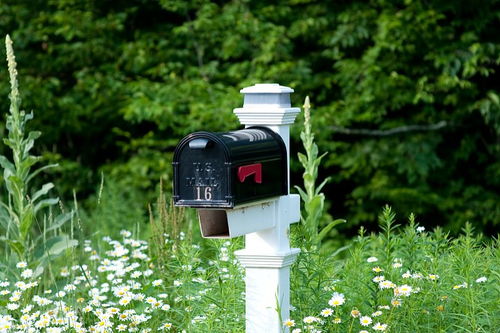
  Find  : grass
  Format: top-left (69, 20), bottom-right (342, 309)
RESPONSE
top-left (0, 35), bottom-right (498, 332)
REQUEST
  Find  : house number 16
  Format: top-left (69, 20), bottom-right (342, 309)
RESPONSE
top-left (196, 186), bottom-right (212, 200)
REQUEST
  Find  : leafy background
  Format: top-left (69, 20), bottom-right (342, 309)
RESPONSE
top-left (0, 0), bottom-right (498, 237)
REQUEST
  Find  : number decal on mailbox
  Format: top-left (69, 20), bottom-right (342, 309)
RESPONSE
top-left (204, 187), bottom-right (212, 200)
top-left (196, 186), bottom-right (213, 200)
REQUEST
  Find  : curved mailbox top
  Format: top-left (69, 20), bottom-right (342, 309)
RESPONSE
top-left (173, 126), bottom-right (287, 208)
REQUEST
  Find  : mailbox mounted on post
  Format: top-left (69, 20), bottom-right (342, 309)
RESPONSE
top-left (173, 126), bottom-right (287, 208)
top-left (172, 83), bottom-right (301, 333)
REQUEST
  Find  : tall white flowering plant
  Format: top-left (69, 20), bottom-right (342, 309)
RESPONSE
top-left (0, 35), bottom-right (76, 278)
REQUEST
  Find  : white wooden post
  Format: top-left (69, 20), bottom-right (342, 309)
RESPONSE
top-left (234, 83), bottom-right (301, 333)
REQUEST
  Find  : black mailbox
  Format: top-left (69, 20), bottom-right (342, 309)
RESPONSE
top-left (173, 127), bottom-right (287, 208)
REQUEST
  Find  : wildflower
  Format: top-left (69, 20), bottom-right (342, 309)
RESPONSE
top-left (402, 271), bottom-right (412, 278)
top-left (119, 297), bottom-right (132, 306)
top-left (378, 305), bottom-right (390, 310)
top-left (15, 281), bottom-right (27, 290)
top-left (320, 308), bottom-right (333, 317)
top-left (117, 324), bottom-right (127, 331)
top-left (292, 329), bottom-right (302, 333)
top-left (379, 280), bottom-right (395, 289)
top-left (152, 279), bottom-right (163, 287)
top-left (360, 316), bottom-right (372, 326)
top-left (391, 299), bottom-right (402, 307)
top-left (120, 230), bottom-right (132, 238)
top-left (21, 305), bottom-right (32, 313)
top-left (9, 294), bottom-right (20, 302)
top-left (60, 267), bottom-right (70, 277)
top-left (351, 309), bottom-right (361, 318)
top-left (159, 323), bottom-right (173, 330)
top-left (428, 274), bottom-right (439, 280)
top-left (416, 226), bottom-right (425, 232)
top-left (392, 262), bottom-right (402, 268)
top-left (173, 280), bottom-right (182, 287)
top-left (372, 266), bottom-right (383, 273)
top-left (453, 283), bottom-right (468, 289)
top-left (476, 276), bottom-right (487, 283)
top-left (145, 297), bottom-right (157, 305)
top-left (283, 319), bottom-right (295, 327)
top-left (360, 331), bottom-right (369, 333)
top-left (394, 284), bottom-right (412, 297)
top-left (21, 269), bottom-right (33, 279)
top-left (333, 317), bottom-right (341, 324)
top-left (64, 284), bottom-right (77, 292)
top-left (367, 257), bottom-right (378, 263)
top-left (16, 262), bottom-right (27, 268)
top-left (372, 311), bottom-right (383, 317)
top-left (436, 305), bottom-right (444, 312)
top-left (7, 303), bottom-right (19, 310)
top-left (373, 276), bottom-right (385, 283)
top-left (303, 316), bottom-right (318, 324)
top-left (328, 292), bottom-right (345, 307)
top-left (373, 322), bottom-right (388, 331)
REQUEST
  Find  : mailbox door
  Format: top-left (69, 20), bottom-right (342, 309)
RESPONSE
top-left (174, 135), bottom-right (232, 207)
top-left (224, 127), bottom-right (287, 205)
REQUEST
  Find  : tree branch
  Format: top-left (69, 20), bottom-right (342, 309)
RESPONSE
top-left (330, 121), bottom-right (447, 137)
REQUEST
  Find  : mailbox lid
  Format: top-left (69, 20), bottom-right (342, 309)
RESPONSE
top-left (220, 127), bottom-right (287, 205)
top-left (219, 127), bottom-right (286, 164)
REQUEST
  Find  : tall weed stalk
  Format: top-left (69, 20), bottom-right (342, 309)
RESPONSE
top-left (295, 96), bottom-right (344, 250)
top-left (0, 35), bottom-right (76, 278)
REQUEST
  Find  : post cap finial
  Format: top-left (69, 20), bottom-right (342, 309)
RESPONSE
top-left (240, 83), bottom-right (294, 94)
top-left (234, 83), bottom-right (300, 126)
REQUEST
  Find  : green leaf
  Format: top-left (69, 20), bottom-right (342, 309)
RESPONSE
top-left (297, 152), bottom-right (307, 168)
top-left (34, 212), bottom-right (74, 243)
top-left (318, 219), bottom-right (347, 242)
top-left (0, 237), bottom-right (25, 257)
top-left (26, 164), bottom-right (59, 184)
top-left (19, 206), bottom-right (34, 240)
top-left (34, 234), bottom-right (78, 259)
top-left (19, 155), bottom-right (42, 177)
top-left (0, 155), bottom-right (15, 174)
top-left (23, 131), bottom-right (42, 156)
top-left (31, 183), bottom-right (55, 202)
top-left (315, 177), bottom-right (331, 195)
top-left (0, 201), bottom-right (19, 232)
top-left (34, 198), bottom-right (59, 213)
top-left (32, 265), bottom-right (45, 279)
top-left (294, 185), bottom-right (308, 202)
top-left (305, 195), bottom-right (323, 219)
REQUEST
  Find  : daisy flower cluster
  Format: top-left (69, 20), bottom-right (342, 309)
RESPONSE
top-left (1, 230), bottom-right (240, 332)
top-left (283, 256), bottom-right (446, 332)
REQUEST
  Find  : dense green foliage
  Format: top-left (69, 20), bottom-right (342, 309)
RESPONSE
top-left (0, 0), bottom-right (498, 234)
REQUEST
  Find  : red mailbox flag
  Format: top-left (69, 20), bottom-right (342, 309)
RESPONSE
top-left (238, 163), bottom-right (262, 184)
